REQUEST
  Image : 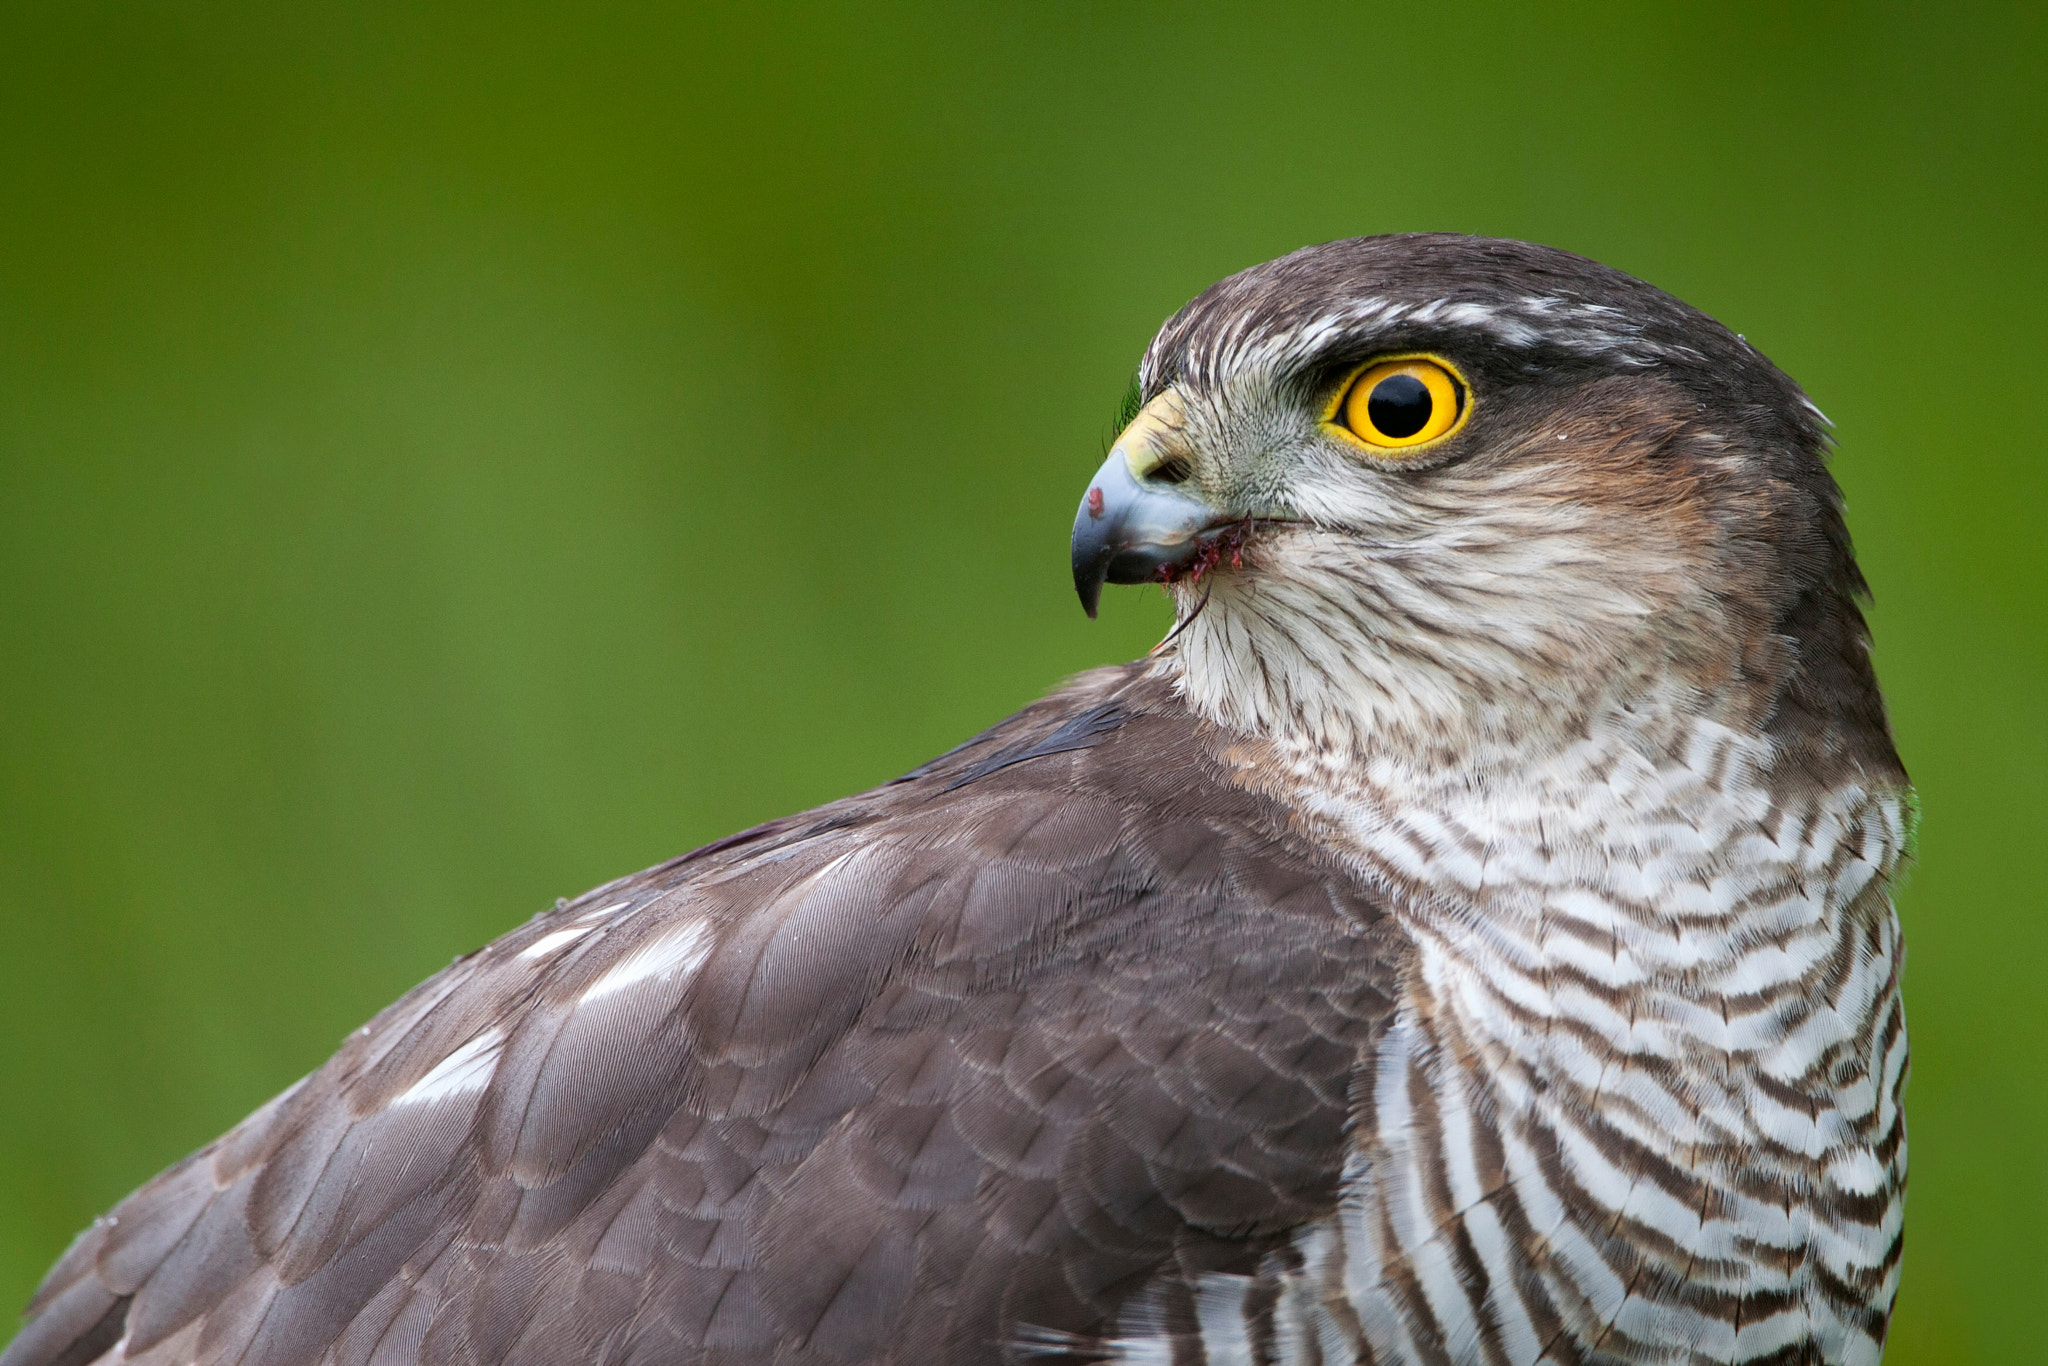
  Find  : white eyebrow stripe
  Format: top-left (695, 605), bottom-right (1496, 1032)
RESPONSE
top-left (390, 1028), bottom-right (503, 1108)
top-left (578, 919), bottom-right (714, 1005)
top-left (519, 925), bottom-right (597, 960)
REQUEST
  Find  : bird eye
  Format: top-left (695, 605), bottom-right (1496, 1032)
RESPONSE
top-left (1334, 356), bottom-right (1466, 451)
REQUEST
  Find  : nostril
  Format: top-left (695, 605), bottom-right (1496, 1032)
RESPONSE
top-left (1149, 455), bottom-right (1194, 484)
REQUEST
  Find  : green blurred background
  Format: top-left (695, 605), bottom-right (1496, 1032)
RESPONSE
top-left (1, 3), bottom-right (2041, 1359)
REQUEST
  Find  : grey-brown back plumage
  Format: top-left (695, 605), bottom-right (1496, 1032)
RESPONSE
top-left (5, 665), bottom-right (1401, 1366)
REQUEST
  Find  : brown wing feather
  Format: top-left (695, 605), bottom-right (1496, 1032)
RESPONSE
top-left (4, 664), bottom-right (1402, 1366)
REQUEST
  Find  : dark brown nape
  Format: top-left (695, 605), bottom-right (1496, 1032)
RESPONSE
top-left (1659, 382), bottom-right (1906, 793)
top-left (1560, 375), bottom-right (1904, 793)
top-left (1665, 333), bottom-right (1905, 792)
top-left (1757, 482), bottom-right (1907, 792)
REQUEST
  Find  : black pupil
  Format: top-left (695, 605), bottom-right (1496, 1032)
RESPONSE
top-left (1367, 373), bottom-right (1434, 438)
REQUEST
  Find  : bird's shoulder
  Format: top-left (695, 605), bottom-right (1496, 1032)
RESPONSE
top-left (8, 662), bottom-right (1404, 1366)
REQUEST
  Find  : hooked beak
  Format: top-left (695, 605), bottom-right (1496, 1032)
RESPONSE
top-left (1070, 389), bottom-right (1237, 617)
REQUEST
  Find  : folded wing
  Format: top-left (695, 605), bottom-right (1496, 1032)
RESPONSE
top-left (6, 665), bottom-right (1401, 1366)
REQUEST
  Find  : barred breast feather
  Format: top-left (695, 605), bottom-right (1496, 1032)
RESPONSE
top-left (1098, 692), bottom-right (1908, 1366)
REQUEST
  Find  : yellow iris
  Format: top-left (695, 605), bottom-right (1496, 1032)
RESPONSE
top-left (1335, 356), bottom-right (1467, 451)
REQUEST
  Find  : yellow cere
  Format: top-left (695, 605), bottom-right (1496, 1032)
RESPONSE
top-left (1116, 389), bottom-right (1191, 480)
top-left (1336, 356), bottom-right (1467, 451)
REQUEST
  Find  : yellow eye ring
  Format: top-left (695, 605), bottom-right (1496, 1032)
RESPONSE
top-left (1329, 355), bottom-right (1468, 452)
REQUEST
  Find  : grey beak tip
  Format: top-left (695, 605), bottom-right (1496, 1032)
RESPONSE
top-left (1076, 574), bottom-right (1103, 619)
top-left (1072, 543), bottom-right (1108, 618)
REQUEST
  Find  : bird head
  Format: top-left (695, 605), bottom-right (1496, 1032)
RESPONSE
top-left (1074, 235), bottom-right (1897, 777)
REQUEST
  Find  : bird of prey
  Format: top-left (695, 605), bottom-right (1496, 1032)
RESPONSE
top-left (5, 235), bottom-right (1909, 1366)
